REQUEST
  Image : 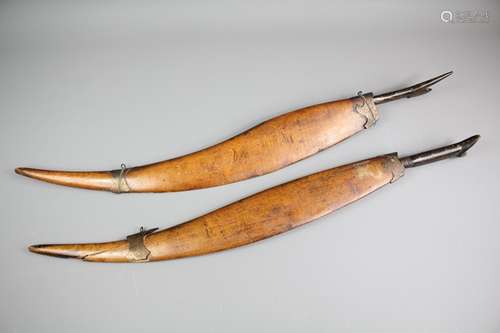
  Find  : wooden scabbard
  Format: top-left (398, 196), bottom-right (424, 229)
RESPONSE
top-left (29, 154), bottom-right (404, 262)
top-left (17, 94), bottom-right (378, 192)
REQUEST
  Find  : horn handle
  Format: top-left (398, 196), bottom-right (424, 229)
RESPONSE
top-left (399, 135), bottom-right (480, 168)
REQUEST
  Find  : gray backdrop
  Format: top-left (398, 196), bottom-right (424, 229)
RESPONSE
top-left (1, 1), bottom-right (499, 332)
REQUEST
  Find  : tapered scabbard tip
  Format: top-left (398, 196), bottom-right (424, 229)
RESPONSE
top-left (15, 167), bottom-right (47, 182)
top-left (14, 167), bottom-right (116, 192)
top-left (15, 167), bottom-right (45, 179)
top-left (28, 245), bottom-right (43, 254)
top-left (15, 167), bottom-right (40, 179)
top-left (28, 244), bottom-right (79, 259)
top-left (15, 167), bottom-right (27, 176)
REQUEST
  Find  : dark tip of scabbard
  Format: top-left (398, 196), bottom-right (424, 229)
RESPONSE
top-left (28, 244), bottom-right (79, 259)
top-left (15, 167), bottom-right (27, 176)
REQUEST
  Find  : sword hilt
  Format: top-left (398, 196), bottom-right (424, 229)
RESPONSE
top-left (399, 135), bottom-right (480, 168)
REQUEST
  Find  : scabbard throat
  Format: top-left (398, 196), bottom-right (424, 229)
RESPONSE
top-left (353, 92), bottom-right (379, 129)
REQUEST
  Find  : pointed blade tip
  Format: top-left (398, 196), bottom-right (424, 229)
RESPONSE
top-left (429, 70), bottom-right (454, 84)
top-left (441, 70), bottom-right (453, 79)
top-left (463, 134), bottom-right (481, 147)
top-left (456, 134), bottom-right (480, 157)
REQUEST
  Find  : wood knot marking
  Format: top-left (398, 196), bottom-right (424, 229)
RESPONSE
top-left (355, 164), bottom-right (383, 180)
top-left (280, 130), bottom-right (295, 145)
top-left (229, 148), bottom-right (238, 163)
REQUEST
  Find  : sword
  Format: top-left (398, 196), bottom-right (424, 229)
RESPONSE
top-left (28, 135), bottom-right (479, 263)
top-left (16, 72), bottom-right (453, 193)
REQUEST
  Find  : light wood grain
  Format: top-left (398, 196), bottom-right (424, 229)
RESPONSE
top-left (17, 95), bottom-right (377, 192)
top-left (29, 154), bottom-right (404, 262)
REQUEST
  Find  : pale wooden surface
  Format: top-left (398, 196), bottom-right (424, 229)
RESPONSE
top-left (29, 155), bottom-right (404, 262)
top-left (16, 96), bottom-right (374, 192)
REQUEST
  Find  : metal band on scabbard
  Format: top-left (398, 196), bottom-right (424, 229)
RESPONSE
top-left (353, 92), bottom-right (379, 129)
top-left (126, 227), bottom-right (158, 262)
top-left (385, 153), bottom-right (405, 183)
top-left (111, 163), bottom-right (131, 193)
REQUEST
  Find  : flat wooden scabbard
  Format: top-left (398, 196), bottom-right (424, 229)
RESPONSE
top-left (16, 94), bottom-right (378, 193)
top-left (29, 154), bottom-right (404, 262)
